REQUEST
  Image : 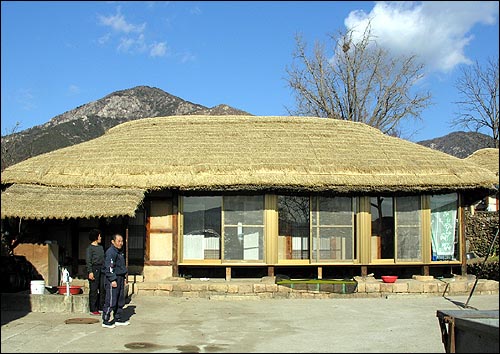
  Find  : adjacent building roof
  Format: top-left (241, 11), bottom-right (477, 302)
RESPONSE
top-left (465, 148), bottom-right (499, 176)
top-left (0, 184), bottom-right (145, 220)
top-left (1, 116), bottom-right (497, 196)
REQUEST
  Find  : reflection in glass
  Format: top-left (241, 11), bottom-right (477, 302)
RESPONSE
top-left (278, 196), bottom-right (310, 260)
top-left (183, 196), bottom-right (222, 260)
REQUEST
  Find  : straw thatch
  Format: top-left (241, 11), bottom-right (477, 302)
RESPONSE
top-left (0, 184), bottom-right (145, 220)
top-left (1, 116), bottom-right (498, 194)
top-left (465, 148), bottom-right (499, 176)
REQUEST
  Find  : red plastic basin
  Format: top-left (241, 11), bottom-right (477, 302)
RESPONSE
top-left (57, 285), bottom-right (82, 295)
top-left (381, 275), bottom-right (398, 283)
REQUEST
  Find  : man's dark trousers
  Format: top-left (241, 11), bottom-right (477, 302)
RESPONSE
top-left (102, 275), bottom-right (125, 323)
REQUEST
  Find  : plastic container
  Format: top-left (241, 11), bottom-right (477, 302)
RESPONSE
top-left (57, 285), bottom-right (82, 295)
top-left (381, 275), bottom-right (398, 283)
top-left (30, 280), bottom-right (46, 294)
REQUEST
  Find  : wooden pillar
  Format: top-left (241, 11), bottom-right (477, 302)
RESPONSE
top-left (268, 266), bottom-right (274, 277)
top-left (361, 266), bottom-right (368, 277)
top-left (125, 222), bottom-right (129, 268)
top-left (317, 266), bottom-right (323, 280)
top-left (459, 203), bottom-right (467, 276)
top-left (225, 267), bottom-right (231, 281)
top-left (172, 197), bottom-right (179, 277)
top-left (423, 265), bottom-right (430, 276)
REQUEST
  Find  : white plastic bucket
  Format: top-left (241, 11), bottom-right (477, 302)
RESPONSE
top-left (30, 280), bottom-right (45, 294)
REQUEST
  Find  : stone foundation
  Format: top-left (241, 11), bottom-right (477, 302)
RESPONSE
top-left (132, 275), bottom-right (499, 299)
top-left (2, 275), bottom-right (497, 313)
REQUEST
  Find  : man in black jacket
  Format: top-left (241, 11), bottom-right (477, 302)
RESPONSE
top-left (85, 229), bottom-right (104, 315)
top-left (102, 233), bottom-right (129, 328)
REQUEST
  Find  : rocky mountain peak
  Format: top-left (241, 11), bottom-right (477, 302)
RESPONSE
top-left (46, 85), bottom-right (206, 127)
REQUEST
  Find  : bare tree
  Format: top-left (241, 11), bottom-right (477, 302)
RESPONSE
top-left (1, 122), bottom-right (22, 172)
top-left (451, 57), bottom-right (499, 148)
top-left (285, 25), bottom-right (432, 136)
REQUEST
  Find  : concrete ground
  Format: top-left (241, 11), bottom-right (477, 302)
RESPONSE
top-left (1, 293), bottom-right (498, 353)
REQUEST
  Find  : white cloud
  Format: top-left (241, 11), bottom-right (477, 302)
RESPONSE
top-left (190, 6), bottom-right (202, 15)
top-left (97, 6), bottom-right (195, 61)
top-left (15, 88), bottom-right (36, 111)
top-left (98, 8), bottom-right (146, 34)
top-left (178, 51), bottom-right (196, 63)
top-left (98, 7), bottom-right (175, 58)
top-left (150, 42), bottom-right (168, 57)
top-left (98, 33), bottom-right (111, 45)
top-left (68, 85), bottom-right (80, 95)
top-left (345, 1), bottom-right (499, 73)
top-left (118, 34), bottom-right (147, 54)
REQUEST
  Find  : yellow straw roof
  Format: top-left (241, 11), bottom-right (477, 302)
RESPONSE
top-left (465, 148), bottom-right (499, 176)
top-left (1, 184), bottom-right (145, 220)
top-left (1, 116), bottom-right (497, 193)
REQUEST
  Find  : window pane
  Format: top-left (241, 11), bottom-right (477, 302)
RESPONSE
top-left (224, 226), bottom-right (263, 260)
top-left (312, 227), bottom-right (353, 260)
top-left (371, 197), bottom-right (394, 259)
top-left (396, 196), bottom-right (422, 261)
top-left (396, 196), bottom-right (421, 225)
top-left (312, 196), bottom-right (355, 262)
top-left (183, 196), bottom-right (222, 260)
top-left (224, 195), bottom-right (264, 225)
top-left (128, 210), bottom-right (145, 265)
top-left (318, 197), bottom-right (352, 225)
top-left (223, 195), bottom-right (264, 261)
top-left (278, 196), bottom-right (310, 260)
top-left (397, 227), bottom-right (421, 260)
top-left (431, 193), bottom-right (458, 261)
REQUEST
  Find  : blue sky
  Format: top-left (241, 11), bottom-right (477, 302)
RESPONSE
top-left (1, 1), bottom-right (498, 142)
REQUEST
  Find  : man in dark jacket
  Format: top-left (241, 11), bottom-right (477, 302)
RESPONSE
top-left (85, 229), bottom-right (104, 315)
top-left (102, 233), bottom-right (129, 328)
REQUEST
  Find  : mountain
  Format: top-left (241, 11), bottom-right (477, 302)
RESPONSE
top-left (1, 86), bottom-right (251, 171)
top-left (417, 131), bottom-right (496, 158)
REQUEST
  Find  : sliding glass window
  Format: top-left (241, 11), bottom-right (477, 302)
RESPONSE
top-left (371, 196), bottom-right (422, 262)
top-left (278, 195), bottom-right (310, 260)
top-left (311, 196), bottom-right (356, 262)
top-left (182, 196), bottom-right (222, 260)
top-left (223, 195), bottom-right (265, 261)
top-left (430, 193), bottom-right (459, 261)
top-left (182, 195), bottom-right (265, 262)
top-left (395, 196), bottom-right (422, 262)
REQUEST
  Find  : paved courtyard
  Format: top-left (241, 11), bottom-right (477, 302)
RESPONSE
top-left (1, 293), bottom-right (498, 353)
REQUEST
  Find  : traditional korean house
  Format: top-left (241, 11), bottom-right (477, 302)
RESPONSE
top-left (1, 116), bottom-right (498, 283)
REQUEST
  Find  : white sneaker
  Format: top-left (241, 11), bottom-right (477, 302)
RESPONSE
top-left (115, 320), bottom-right (130, 326)
top-left (102, 322), bottom-right (116, 329)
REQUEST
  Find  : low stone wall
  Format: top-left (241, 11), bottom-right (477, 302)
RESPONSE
top-left (1, 293), bottom-right (89, 313)
top-left (132, 276), bottom-right (499, 299)
top-left (2, 276), bottom-right (497, 312)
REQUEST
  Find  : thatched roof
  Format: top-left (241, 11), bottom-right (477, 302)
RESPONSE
top-left (1, 116), bottom-right (498, 195)
top-left (1, 184), bottom-right (145, 220)
top-left (465, 148), bottom-right (499, 176)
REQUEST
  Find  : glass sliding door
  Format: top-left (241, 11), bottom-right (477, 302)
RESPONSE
top-left (182, 196), bottom-right (222, 260)
top-left (223, 195), bottom-right (265, 261)
top-left (370, 196), bottom-right (394, 260)
top-left (395, 196), bottom-right (422, 262)
top-left (311, 196), bottom-right (356, 262)
top-left (431, 193), bottom-right (459, 261)
top-left (278, 195), bottom-right (310, 260)
top-left (371, 196), bottom-right (423, 262)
